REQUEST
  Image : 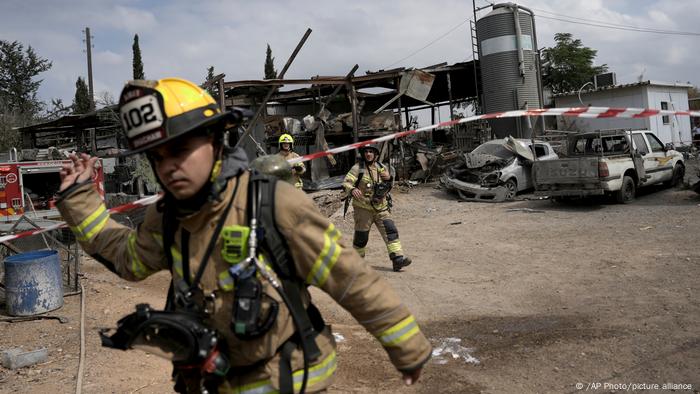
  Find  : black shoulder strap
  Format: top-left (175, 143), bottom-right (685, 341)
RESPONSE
top-left (250, 173), bottom-right (321, 361)
top-left (161, 198), bottom-right (178, 311)
top-left (254, 173), bottom-right (294, 279)
top-left (356, 161), bottom-right (365, 186)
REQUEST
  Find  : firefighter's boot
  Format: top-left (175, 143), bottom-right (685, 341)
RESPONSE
top-left (391, 255), bottom-right (412, 272)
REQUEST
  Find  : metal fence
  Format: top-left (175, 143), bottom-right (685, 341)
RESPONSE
top-left (0, 216), bottom-right (81, 293)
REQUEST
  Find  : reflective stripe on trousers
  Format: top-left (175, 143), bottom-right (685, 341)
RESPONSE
top-left (222, 351), bottom-right (337, 394)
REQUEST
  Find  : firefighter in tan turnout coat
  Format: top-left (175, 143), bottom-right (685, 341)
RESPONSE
top-left (276, 133), bottom-right (305, 190)
top-left (56, 78), bottom-right (430, 393)
top-left (343, 144), bottom-right (412, 272)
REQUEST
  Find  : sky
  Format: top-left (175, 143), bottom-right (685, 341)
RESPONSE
top-left (1, 0), bottom-right (698, 120)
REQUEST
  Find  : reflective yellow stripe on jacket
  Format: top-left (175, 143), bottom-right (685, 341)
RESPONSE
top-left (224, 351), bottom-right (337, 394)
top-left (306, 224), bottom-right (342, 287)
top-left (343, 172), bottom-right (358, 192)
top-left (70, 204), bottom-right (109, 241)
top-left (127, 233), bottom-right (153, 279)
top-left (228, 380), bottom-right (277, 394)
top-left (376, 315), bottom-right (420, 347)
top-left (292, 350), bottom-right (337, 391)
top-left (152, 233), bottom-right (184, 278)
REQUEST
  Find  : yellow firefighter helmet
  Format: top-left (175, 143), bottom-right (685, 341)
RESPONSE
top-left (278, 133), bottom-right (294, 148)
top-left (118, 78), bottom-right (245, 155)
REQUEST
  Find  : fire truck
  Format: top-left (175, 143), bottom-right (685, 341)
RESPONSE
top-left (0, 151), bottom-right (104, 221)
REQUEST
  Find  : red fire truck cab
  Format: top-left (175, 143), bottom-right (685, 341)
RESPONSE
top-left (0, 158), bottom-right (104, 221)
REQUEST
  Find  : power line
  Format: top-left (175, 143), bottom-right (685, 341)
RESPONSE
top-left (385, 18), bottom-right (470, 69)
top-left (531, 7), bottom-right (700, 35)
top-left (535, 14), bottom-right (700, 36)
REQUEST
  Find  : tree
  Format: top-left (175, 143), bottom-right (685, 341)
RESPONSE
top-left (541, 33), bottom-right (608, 94)
top-left (95, 90), bottom-right (116, 109)
top-left (0, 40), bottom-right (52, 151)
top-left (132, 34), bottom-right (144, 80)
top-left (264, 44), bottom-right (277, 79)
top-left (0, 40), bottom-right (52, 117)
top-left (44, 98), bottom-right (71, 120)
top-left (203, 66), bottom-right (219, 97)
top-left (72, 77), bottom-right (91, 114)
top-left (688, 85), bottom-right (699, 99)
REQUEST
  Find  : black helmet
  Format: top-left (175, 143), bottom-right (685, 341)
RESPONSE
top-left (360, 143), bottom-right (380, 154)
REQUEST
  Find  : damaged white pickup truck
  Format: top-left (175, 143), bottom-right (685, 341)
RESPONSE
top-left (441, 137), bottom-right (558, 201)
top-left (533, 130), bottom-right (685, 203)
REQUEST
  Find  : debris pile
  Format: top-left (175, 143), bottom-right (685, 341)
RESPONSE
top-left (402, 141), bottom-right (461, 182)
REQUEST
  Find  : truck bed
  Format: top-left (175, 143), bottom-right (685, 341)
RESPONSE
top-left (534, 157), bottom-right (603, 196)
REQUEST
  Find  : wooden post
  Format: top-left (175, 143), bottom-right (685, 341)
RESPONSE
top-left (447, 72), bottom-right (454, 131)
top-left (235, 28), bottom-right (312, 149)
top-left (218, 77), bottom-right (225, 110)
top-left (349, 83), bottom-right (360, 143)
top-left (397, 90), bottom-right (407, 180)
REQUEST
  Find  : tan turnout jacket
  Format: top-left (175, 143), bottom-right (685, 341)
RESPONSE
top-left (277, 150), bottom-right (305, 189)
top-left (343, 162), bottom-right (390, 211)
top-left (57, 168), bottom-right (430, 393)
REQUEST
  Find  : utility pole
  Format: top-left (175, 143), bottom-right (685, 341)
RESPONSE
top-left (83, 27), bottom-right (95, 111)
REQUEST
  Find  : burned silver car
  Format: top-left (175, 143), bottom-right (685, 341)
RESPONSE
top-left (441, 137), bottom-right (558, 201)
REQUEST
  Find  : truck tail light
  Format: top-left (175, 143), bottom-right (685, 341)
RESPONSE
top-left (598, 162), bottom-right (609, 178)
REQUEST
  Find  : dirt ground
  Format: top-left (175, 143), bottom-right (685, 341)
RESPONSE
top-left (1, 160), bottom-right (699, 394)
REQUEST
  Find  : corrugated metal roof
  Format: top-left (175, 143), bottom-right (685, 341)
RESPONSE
top-left (554, 80), bottom-right (693, 98)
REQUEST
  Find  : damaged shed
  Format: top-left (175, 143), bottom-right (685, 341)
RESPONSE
top-left (220, 61), bottom-right (484, 187)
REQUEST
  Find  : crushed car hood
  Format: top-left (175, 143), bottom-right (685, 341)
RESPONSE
top-left (463, 152), bottom-right (508, 169)
top-left (503, 136), bottom-right (534, 162)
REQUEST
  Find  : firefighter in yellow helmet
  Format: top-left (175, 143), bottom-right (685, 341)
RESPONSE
top-left (55, 77), bottom-right (431, 393)
top-left (343, 143), bottom-right (412, 272)
top-left (276, 133), bottom-right (305, 189)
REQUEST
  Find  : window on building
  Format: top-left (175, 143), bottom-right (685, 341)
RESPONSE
top-left (660, 101), bottom-right (670, 125)
top-left (11, 198), bottom-right (21, 208)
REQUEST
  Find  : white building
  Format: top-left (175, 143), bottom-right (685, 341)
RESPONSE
top-left (553, 80), bottom-right (692, 146)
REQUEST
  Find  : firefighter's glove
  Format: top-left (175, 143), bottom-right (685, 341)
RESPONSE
top-left (59, 153), bottom-right (98, 193)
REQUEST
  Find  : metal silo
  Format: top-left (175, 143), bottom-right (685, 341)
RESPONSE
top-left (476, 3), bottom-right (543, 138)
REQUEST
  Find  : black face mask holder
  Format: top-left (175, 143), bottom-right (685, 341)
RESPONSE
top-left (99, 303), bottom-right (229, 377)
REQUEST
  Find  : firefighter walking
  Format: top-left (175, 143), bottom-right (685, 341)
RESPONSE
top-left (57, 78), bottom-right (430, 393)
top-left (343, 144), bottom-right (412, 272)
top-left (277, 133), bottom-right (305, 189)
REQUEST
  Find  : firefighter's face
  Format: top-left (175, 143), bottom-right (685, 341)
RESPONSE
top-left (149, 134), bottom-right (215, 200)
top-left (363, 148), bottom-right (376, 162)
top-left (280, 143), bottom-right (291, 151)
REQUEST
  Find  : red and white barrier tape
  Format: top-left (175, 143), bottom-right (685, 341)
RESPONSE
top-left (1, 105), bottom-right (698, 242)
top-left (0, 194), bottom-right (161, 244)
top-left (287, 106), bottom-right (700, 165)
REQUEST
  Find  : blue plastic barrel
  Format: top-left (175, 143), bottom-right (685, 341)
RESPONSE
top-left (3, 250), bottom-right (64, 316)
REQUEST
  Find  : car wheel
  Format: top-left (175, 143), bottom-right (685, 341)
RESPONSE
top-left (614, 175), bottom-right (635, 204)
top-left (503, 179), bottom-right (517, 200)
top-left (663, 163), bottom-right (684, 187)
